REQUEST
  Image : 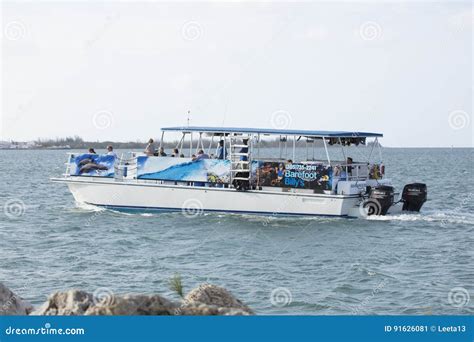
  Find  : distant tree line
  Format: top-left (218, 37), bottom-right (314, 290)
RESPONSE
top-left (33, 136), bottom-right (381, 150)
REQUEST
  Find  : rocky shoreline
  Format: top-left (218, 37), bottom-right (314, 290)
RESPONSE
top-left (0, 282), bottom-right (253, 316)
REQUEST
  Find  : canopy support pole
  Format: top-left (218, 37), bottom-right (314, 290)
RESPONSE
top-left (208, 134), bottom-right (214, 155)
top-left (159, 131), bottom-right (164, 151)
top-left (368, 137), bottom-right (376, 162)
top-left (377, 138), bottom-right (382, 162)
top-left (176, 133), bottom-right (184, 149)
top-left (197, 132), bottom-right (203, 153)
top-left (292, 136), bottom-right (296, 161)
top-left (257, 134), bottom-right (260, 160)
top-left (305, 138), bottom-right (308, 161)
top-left (279, 135), bottom-right (282, 160)
top-left (189, 133), bottom-right (193, 157)
top-left (323, 137), bottom-right (331, 165)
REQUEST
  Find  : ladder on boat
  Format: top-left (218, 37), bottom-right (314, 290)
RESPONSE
top-left (114, 153), bottom-right (138, 180)
top-left (229, 135), bottom-right (252, 190)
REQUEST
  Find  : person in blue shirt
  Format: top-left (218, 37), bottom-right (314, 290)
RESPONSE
top-left (192, 149), bottom-right (209, 161)
top-left (216, 140), bottom-right (227, 160)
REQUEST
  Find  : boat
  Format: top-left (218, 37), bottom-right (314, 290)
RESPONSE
top-left (51, 126), bottom-right (427, 218)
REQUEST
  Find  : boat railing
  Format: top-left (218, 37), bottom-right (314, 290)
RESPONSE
top-left (332, 162), bottom-right (383, 181)
top-left (63, 152), bottom-right (76, 177)
top-left (114, 153), bottom-right (138, 180)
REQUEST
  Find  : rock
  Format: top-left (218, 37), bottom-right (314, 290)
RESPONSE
top-left (0, 282), bottom-right (34, 315)
top-left (23, 283), bottom-right (254, 316)
top-left (176, 303), bottom-right (252, 316)
top-left (183, 284), bottom-right (253, 314)
top-left (32, 290), bottom-right (93, 315)
top-left (85, 294), bottom-right (177, 315)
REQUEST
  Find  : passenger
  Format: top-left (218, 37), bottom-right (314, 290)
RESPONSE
top-left (192, 149), bottom-right (209, 161)
top-left (239, 138), bottom-right (249, 161)
top-left (88, 148), bottom-right (96, 154)
top-left (106, 145), bottom-right (117, 158)
top-left (216, 140), bottom-right (227, 160)
top-left (144, 138), bottom-right (156, 156)
top-left (277, 163), bottom-right (285, 180)
top-left (171, 148), bottom-right (180, 157)
top-left (158, 147), bottom-right (167, 156)
top-left (287, 159), bottom-right (293, 164)
top-left (346, 157), bottom-right (353, 175)
top-left (180, 153), bottom-right (185, 158)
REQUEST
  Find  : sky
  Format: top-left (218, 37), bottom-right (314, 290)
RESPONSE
top-left (1, 0), bottom-right (472, 147)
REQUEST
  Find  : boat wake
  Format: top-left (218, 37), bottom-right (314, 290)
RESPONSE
top-left (71, 201), bottom-right (473, 227)
top-left (73, 202), bottom-right (106, 212)
top-left (366, 210), bottom-right (474, 226)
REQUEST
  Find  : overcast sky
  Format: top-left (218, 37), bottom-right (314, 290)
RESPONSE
top-left (1, 1), bottom-right (472, 147)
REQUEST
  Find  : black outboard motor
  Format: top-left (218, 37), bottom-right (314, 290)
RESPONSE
top-left (364, 185), bottom-right (394, 215)
top-left (402, 183), bottom-right (427, 212)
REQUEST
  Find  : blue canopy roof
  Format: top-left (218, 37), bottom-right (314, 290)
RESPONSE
top-left (161, 126), bottom-right (383, 138)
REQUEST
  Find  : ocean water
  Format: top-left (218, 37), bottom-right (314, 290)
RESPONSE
top-left (0, 148), bottom-right (472, 315)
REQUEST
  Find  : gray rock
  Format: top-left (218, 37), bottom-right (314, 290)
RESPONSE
top-left (183, 284), bottom-right (253, 314)
top-left (85, 294), bottom-right (177, 315)
top-left (176, 303), bottom-right (252, 316)
top-left (0, 282), bottom-right (34, 315)
top-left (32, 290), bottom-right (93, 315)
top-left (25, 283), bottom-right (254, 316)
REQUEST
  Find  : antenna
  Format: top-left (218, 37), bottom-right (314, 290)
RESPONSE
top-left (187, 110), bottom-right (190, 127)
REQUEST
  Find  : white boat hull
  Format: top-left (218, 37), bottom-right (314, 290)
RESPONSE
top-left (52, 177), bottom-right (371, 217)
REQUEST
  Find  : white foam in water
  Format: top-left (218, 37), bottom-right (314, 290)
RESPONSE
top-left (366, 210), bottom-right (474, 225)
top-left (74, 202), bottom-right (105, 212)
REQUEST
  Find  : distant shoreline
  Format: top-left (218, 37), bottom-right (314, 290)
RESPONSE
top-left (0, 137), bottom-right (381, 150)
top-left (1, 146), bottom-right (471, 150)
top-left (1, 137), bottom-right (471, 150)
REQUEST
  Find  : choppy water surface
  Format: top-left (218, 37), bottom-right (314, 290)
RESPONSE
top-left (0, 148), bottom-right (472, 314)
